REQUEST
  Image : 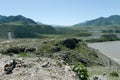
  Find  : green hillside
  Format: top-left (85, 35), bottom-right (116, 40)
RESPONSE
top-left (74, 15), bottom-right (120, 27)
top-left (0, 24), bottom-right (57, 38)
top-left (0, 15), bottom-right (58, 38)
top-left (0, 15), bottom-right (36, 25)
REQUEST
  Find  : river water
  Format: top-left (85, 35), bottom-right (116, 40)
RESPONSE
top-left (88, 41), bottom-right (120, 64)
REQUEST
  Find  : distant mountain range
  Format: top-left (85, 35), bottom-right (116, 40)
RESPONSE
top-left (74, 15), bottom-right (120, 27)
top-left (1, 14), bottom-right (120, 38)
top-left (0, 15), bottom-right (57, 38)
top-left (0, 15), bottom-right (37, 25)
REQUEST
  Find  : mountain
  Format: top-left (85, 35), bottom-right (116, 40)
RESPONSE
top-left (0, 24), bottom-right (57, 38)
top-left (36, 21), bottom-right (43, 25)
top-left (0, 15), bottom-right (58, 38)
top-left (0, 15), bottom-right (6, 19)
top-left (0, 15), bottom-right (37, 25)
top-left (74, 15), bottom-right (120, 27)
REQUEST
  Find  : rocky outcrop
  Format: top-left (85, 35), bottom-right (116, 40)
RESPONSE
top-left (60, 38), bottom-right (81, 49)
top-left (0, 55), bottom-right (79, 80)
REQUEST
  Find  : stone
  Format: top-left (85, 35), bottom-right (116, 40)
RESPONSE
top-left (42, 62), bottom-right (50, 68)
top-left (4, 59), bottom-right (17, 74)
top-left (51, 47), bottom-right (61, 52)
top-left (60, 38), bottom-right (81, 49)
top-left (25, 47), bottom-right (36, 52)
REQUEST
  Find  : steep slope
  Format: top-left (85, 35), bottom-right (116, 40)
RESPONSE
top-left (74, 15), bottom-right (120, 27)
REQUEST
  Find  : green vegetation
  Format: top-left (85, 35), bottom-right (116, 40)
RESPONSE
top-left (0, 37), bottom-right (120, 79)
top-left (86, 34), bottom-right (120, 43)
top-left (74, 32), bottom-right (92, 37)
top-left (0, 15), bottom-right (59, 38)
top-left (0, 15), bottom-right (36, 25)
top-left (0, 14), bottom-right (120, 80)
top-left (74, 15), bottom-right (120, 27)
top-left (56, 27), bottom-right (93, 37)
top-left (73, 63), bottom-right (88, 80)
top-left (0, 24), bottom-right (57, 38)
top-left (88, 66), bottom-right (120, 80)
top-left (110, 71), bottom-right (119, 77)
top-left (18, 52), bottom-right (28, 57)
top-left (1, 38), bottom-right (118, 67)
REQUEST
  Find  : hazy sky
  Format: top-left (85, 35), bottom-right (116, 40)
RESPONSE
top-left (0, 0), bottom-right (120, 25)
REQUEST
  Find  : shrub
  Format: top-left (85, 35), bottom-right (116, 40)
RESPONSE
top-left (73, 63), bottom-right (88, 80)
top-left (110, 71), bottom-right (119, 77)
top-left (101, 34), bottom-right (119, 41)
top-left (86, 34), bottom-right (119, 43)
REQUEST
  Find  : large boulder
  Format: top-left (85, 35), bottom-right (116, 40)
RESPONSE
top-left (60, 38), bottom-right (81, 49)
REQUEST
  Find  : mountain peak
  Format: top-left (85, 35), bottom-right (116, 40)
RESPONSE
top-left (0, 15), bottom-right (37, 25)
top-left (109, 15), bottom-right (120, 18)
top-left (74, 15), bottom-right (120, 27)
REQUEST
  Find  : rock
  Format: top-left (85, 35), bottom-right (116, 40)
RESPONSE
top-left (4, 64), bottom-right (13, 74)
top-left (6, 47), bottom-right (26, 54)
top-left (54, 51), bottom-right (71, 60)
top-left (4, 59), bottom-right (17, 74)
top-left (5, 47), bottom-right (36, 54)
top-left (42, 41), bottom-right (48, 44)
top-left (51, 47), bottom-right (61, 52)
top-left (64, 65), bottom-right (71, 72)
top-left (90, 75), bottom-right (107, 80)
top-left (77, 57), bottom-right (88, 66)
top-left (54, 51), bottom-right (89, 66)
top-left (0, 54), bottom-right (79, 80)
top-left (42, 62), bottom-right (50, 68)
top-left (25, 47), bottom-right (36, 52)
top-left (93, 76), bottom-right (99, 80)
top-left (60, 38), bottom-right (81, 49)
top-left (16, 59), bottom-right (25, 67)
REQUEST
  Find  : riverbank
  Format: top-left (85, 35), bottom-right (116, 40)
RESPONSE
top-left (88, 41), bottom-right (120, 64)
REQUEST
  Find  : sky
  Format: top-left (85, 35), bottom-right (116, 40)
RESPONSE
top-left (0, 0), bottom-right (120, 25)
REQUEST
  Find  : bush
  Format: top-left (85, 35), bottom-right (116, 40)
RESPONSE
top-left (110, 71), bottom-right (119, 77)
top-left (73, 63), bottom-right (88, 80)
top-left (86, 34), bottom-right (119, 43)
top-left (102, 34), bottom-right (119, 40)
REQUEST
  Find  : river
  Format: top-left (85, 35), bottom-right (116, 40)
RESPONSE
top-left (88, 41), bottom-right (120, 64)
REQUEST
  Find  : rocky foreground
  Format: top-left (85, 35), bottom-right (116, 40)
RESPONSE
top-left (0, 38), bottom-right (120, 80)
top-left (0, 54), bottom-right (79, 80)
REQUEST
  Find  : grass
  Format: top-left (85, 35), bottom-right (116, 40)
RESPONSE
top-left (18, 52), bottom-right (28, 57)
top-left (88, 66), bottom-right (120, 80)
top-left (110, 71), bottom-right (119, 77)
top-left (0, 38), bottom-right (120, 80)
